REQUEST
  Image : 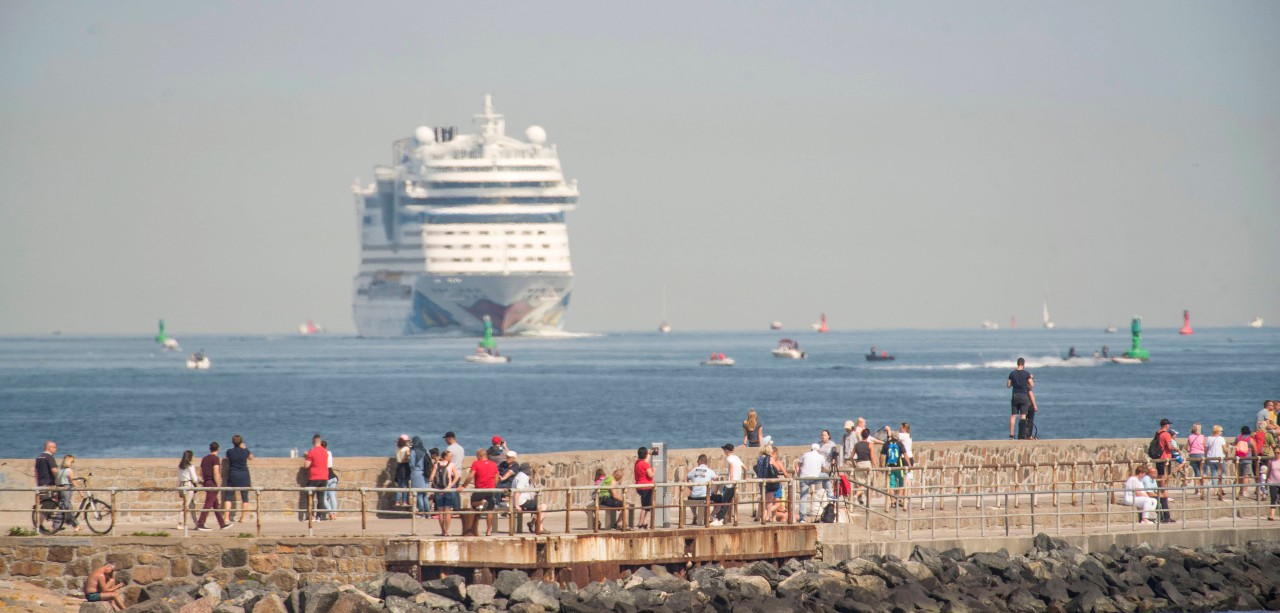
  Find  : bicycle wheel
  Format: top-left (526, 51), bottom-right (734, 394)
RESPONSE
top-left (33, 498), bottom-right (61, 534)
top-left (83, 498), bottom-right (115, 535)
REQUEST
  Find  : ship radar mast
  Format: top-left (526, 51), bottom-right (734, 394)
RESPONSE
top-left (475, 94), bottom-right (505, 140)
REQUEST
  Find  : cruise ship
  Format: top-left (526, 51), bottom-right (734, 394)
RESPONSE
top-left (351, 96), bottom-right (579, 336)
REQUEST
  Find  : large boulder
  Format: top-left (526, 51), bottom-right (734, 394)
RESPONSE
top-left (80, 604), bottom-right (115, 613)
top-left (739, 561), bottom-right (781, 587)
top-left (176, 596), bottom-right (217, 613)
top-left (509, 581), bottom-right (560, 610)
top-left (382, 573), bottom-right (423, 599)
top-left (493, 570), bottom-right (530, 598)
top-left (249, 594), bottom-right (287, 613)
top-left (326, 592), bottom-right (381, 613)
top-left (123, 601), bottom-right (175, 613)
top-left (725, 575), bottom-right (773, 600)
top-left (422, 575), bottom-right (466, 602)
top-left (412, 591), bottom-right (461, 610)
top-left (467, 584), bottom-right (497, 607)
top-left (297, 583), bottom-right (339, 613)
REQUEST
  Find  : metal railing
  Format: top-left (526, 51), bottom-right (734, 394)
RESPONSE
top-left (6, 457), bottom-right (1276, 540)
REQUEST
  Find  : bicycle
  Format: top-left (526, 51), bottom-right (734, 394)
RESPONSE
top-left (32, 474), bottom-right (114, 535)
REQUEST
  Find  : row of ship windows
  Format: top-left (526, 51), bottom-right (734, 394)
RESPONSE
top-left (420, 229), bottom-right (553, 236)
top-left (425, 181), bottom-right (559, 188)
top-left (430, 257), bottom-right (569, 263)
top-left (437, 243), bottom-right (565, 250)
top-left (431, 165), bottom-right (555, 172)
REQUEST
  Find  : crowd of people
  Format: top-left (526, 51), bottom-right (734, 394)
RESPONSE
top-left (32, 397), bottom-right (1280, 534)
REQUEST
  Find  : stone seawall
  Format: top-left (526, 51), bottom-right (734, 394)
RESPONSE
top-left (0, 438), bottom-right (1153, 526)
top-left (0, 536), bottom-right (387, 594)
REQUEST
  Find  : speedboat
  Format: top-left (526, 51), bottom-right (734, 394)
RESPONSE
top-left (658, 321), bottom-right (671, 334)
top-left (769, 321), bottom-right (782, 331)
top-left (770, 339), bottom-right (805, 359)
top-left (981, 320), bottom-right (1000, 330)
top-left (163, 338), bottom-right (182, 351)
top-left (702, 354), bottom-right (735, 366)
top-left (1105, 325), bottom-right (1117, 334)
top-left (186, 353), bottom-right (211, 369)
top-left (298, 320), bottom-right (324, 335)
top-left (466, 352), bottom-right (510, 364)
top-left (1249, 317), bottom-right (1263, 328)
top-left (1110, 356), bottom-right (1145, 365)
top-left (865, 347), bottom-right (895, 362)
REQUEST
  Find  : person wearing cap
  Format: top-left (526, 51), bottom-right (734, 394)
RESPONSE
top-left (710, 443), bottom-right (743, 526)
top-left (443, 432), bottom-right (464, 468)
top-left (486, 436), bottom-right (508, 462)
top-left (795, 443), bottom-right (828, 522)
top-left (841, 421), bottom-right (858, 469)
top-left (495, 449), bottom-right (519, 510)
top-left (394, 435), bottom-right (412, 508)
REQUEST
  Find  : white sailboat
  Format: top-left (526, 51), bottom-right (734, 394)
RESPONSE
top-left (1042, 301), bottom-right (1055, 330)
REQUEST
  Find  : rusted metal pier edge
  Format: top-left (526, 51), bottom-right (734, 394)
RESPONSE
top-left (386, 523), bottom-right (818, 586)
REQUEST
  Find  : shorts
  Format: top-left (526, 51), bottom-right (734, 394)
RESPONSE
top-left (469, 493), bottom-right (493, 510)
top-left (888, 470), bottom-right (904, 489)
top-left (853, 461), bottom-right (872, 481)
top-left (519, 499), bottom-right (538, 512)
top-left (1238, 459), bottom-right (1255, 476)
top-left (599, 497), bottom-right (623, 508)
top-left (1270, 485), bottom-right (1280, 508)
top-left (637, 488), bottom-right (653, 508)
top-left (1011, 393), bottom-right (1032, 415)
top-left (86, 593), bottom-right (102, 602)
top-left (1155, 461), bottom-right (1171, 478)
top-left (225, 473), bottom-right (251, 503)
top-left (435, 492), bottom-right (459, 509)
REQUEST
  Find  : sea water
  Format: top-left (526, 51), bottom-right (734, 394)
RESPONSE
top-left (1, 328), bottom-right (1276, 459)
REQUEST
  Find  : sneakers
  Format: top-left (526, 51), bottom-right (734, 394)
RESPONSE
top-left (195, 526), bottom-right (212, 532)
top-left (709, 519), bottom-right (724, 527)
top-left (220, 523), bottom-right (235, 530)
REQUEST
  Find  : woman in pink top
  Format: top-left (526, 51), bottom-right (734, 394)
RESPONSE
top-left (1185, 423), bottom-right (1206, 489)
top-left (1267, 447), bottom-right (1280, 521)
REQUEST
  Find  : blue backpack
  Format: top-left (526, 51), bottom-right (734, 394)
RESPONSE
top-left (885, 440), bottom-right (902, 467)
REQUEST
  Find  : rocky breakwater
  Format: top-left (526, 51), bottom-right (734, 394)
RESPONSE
top-left (77, 534), bottom-right (1280, 613)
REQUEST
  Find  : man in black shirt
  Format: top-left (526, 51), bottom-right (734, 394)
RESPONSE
top-left (36, 440), bottom-right (59, 487)
top-left (1007, 358), bottom-right (1037, 439)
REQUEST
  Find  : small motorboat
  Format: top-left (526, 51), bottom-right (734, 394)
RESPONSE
top-left (1110, 356), bottom-right (1145, 365)
top-left (770, 339), bottom-right (805, 359)
top-left (658, 321), bottom-right (671, 334)
top-left (981, 320), bottom-right (1000, 330)
top-left (702, 353), bottom-right (735, 366)
top-left (1105, 325), bottom-right (1117, 334)
top-left (466, 351), bottom-right (510, 364)
top-left (186, 352), bottom-right (211, 370)
top-left (1249, 317), bottom-right (1263, 328)
top-left (811, 313), bottom-right (829, 333)
top-left (298, 319), bottom-right (324, 335)
top-left (770, 321), bottom-right (782, 331)
top-left (865, 347), bottom-right (895, 362)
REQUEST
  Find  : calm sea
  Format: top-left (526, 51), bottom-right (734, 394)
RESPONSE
top-left (1, 328), bottom-right (1276, 459)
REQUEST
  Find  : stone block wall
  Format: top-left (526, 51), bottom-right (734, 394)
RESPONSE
top-left (0, 537), bottom-right (387, 593)
top-left (0, 439), bottom-right (1152, 527)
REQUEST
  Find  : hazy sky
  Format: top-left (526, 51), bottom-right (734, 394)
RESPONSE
top-left (2, 2), bottom-right (1277, 335)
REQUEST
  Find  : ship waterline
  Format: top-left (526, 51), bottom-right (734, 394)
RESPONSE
top-left (351, 95), bottom-right (580, 337)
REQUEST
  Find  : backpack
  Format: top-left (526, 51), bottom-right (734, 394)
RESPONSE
top-left (820, 502), bottom-right (837, 523)
top-left (1236, 437), bottom-right (1253, 458)
top-left (754, 455), bottom-right (776, 479)
top-left (885, 440), bottom-right (902, 467)
top-left (422, 454), bottom-right (435, 482)
top-left (1146, 432), bottom-right (1163, 460)
top-left (431, 461), bottom-right (450, 489)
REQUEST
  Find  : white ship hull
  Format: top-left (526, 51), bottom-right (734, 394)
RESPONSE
top-left (354, 272), bottom-right (571, 337)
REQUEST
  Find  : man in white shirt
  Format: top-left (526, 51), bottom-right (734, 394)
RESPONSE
top-left (1123, 465), bottom-right (1157, 523)
top-left (795, 443), bottom-right (828, 522)
top-left (685, 454), bottom-right (716, 525)
top-left (711, 444), bottom-right (744, 526)
top-left (443, 432), bottom-right (465, 469)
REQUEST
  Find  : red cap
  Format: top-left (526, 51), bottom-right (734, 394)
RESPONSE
top-left (492, 436), bottom-right (503, 444)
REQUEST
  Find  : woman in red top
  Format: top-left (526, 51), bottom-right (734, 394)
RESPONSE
top-left (634, 447), bottom-right (655, 529)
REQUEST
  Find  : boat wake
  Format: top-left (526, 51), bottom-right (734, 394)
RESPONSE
top-left (883, 355), bottom-right (1105, 371)
top-left (512, 330), bottom-right (604, 339)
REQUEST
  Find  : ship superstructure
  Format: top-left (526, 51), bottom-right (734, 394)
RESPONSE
top-left (352, 96), bottom-right (579, 336)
